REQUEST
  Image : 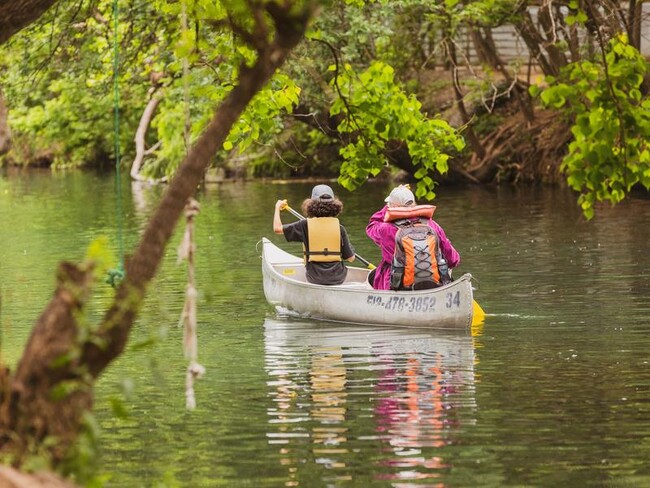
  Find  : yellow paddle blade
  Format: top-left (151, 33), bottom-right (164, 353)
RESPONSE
top-left (471, 299), bottom-right (486, 327)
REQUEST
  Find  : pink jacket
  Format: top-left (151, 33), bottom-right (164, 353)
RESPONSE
top-left (365, 206), bottom-right (460, 290)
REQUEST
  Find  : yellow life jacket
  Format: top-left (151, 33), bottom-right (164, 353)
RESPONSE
top-left (304, 217), bottom-right (342, 263)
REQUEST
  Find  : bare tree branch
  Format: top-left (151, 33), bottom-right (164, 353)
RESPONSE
top-left (130, 88), bottom-right (165, 184)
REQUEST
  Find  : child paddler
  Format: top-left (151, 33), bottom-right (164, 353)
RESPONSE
top-left (274, 185), bottom-right (355, 285)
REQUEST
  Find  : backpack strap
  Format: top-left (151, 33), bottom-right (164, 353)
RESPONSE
top-left (393, 217), bottom-right (428, 228)
top-left (392, 218), bottom-right (411, 227)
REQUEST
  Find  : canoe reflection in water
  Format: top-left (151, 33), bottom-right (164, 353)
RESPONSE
top-left (264, 318), bottom-right (479, 485)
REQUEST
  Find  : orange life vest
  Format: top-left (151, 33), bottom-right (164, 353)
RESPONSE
top-left (383, 204), bottom-right (436, 222)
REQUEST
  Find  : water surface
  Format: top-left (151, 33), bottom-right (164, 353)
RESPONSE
top-left (1, 171), bottom-right (649, 487)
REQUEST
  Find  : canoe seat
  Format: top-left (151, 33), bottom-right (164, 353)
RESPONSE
top-left (336, 282), bottom-right (373, 290)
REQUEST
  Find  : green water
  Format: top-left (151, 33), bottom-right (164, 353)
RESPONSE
top-left (1, 170), bottom-right (650, 487)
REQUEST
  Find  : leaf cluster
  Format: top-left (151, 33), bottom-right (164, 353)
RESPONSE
top-left (533, 34), bottom-right (650, 219)
top-left (330, 61), bottom-right (464, 200)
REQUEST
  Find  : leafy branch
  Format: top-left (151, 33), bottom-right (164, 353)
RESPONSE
top-left (533, 33), bottom-right (650, 219)
top-left (330, 61), bottom-right (465, 200)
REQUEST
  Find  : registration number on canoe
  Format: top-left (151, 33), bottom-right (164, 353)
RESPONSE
top-left (366, 291), bottom-right (461, 313)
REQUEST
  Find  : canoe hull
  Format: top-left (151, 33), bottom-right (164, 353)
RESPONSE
top-left (261, 238), bottom-right (473, 329)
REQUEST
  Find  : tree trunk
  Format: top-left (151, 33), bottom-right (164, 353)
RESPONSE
top-left (537, 3), bottom-right (569, 70)
top-left (443, 36), bottom-right (486, 160)
top-left (1, 263), bottom-right (96, 465)
top-left (514, 9), bottom-right (558, 77)
top-left (629, 0), bottom-right (642, 50)
top-left (130, 90), bottom-right (164, 183)
top-left (582, 0), bottom-right (625, 40)
top-left (564, 11), bottom-right (582, 63)
top-left (470, 27), bottom-right (535, 123)
top-left (0, 87), bottom-right (10, 155)
top-left (0, 1), bottom-right (312, 468)
top-left (0, 0), bottom-right (60, 45)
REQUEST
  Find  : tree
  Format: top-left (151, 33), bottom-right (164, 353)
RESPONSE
top-left (329, 61), bottom-right (465, 200)
top-left (0, 0), bottom-right (60, 155)
top-left (0, 0), bottom-right (314, 484)
top-left (0, 0), bottom-right (60, 45)
top-left (0, 88), bottom-right (9, 155)
top-left (535, 33), bottom-right (650, 219)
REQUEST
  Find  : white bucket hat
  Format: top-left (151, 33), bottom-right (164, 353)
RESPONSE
top-left (385, 185), bottom-right (415, 206)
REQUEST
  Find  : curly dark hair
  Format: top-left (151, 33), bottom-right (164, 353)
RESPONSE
top-left (302, 198), bottom-right (343, 218)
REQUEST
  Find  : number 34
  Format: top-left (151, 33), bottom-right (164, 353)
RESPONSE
top-left (446, 291), bottom-right (461, 308)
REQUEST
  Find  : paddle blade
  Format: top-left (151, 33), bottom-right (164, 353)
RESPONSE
top-left (471, 299), bottom-right (485, 327)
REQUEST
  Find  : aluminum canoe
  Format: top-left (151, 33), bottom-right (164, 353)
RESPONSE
top-left (261, 237), bottom-right (474, 329)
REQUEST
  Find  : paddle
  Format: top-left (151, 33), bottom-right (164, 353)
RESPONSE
top-left (281, 202), bottom-right (485, 324)
top-left (472, 297), bottom-right (485, 325)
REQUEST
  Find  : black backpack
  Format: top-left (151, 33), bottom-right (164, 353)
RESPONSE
top-left (390, 218), bottom-right (450, 290)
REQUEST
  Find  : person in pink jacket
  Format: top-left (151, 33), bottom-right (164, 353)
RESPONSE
top-left (365, 185), bottom-right (460, 290)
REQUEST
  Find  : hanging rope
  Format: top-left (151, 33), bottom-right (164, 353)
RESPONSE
top-left (177, 198), bottom-right (205, 409)
top-left (107, 0), bottom-right (125, 288)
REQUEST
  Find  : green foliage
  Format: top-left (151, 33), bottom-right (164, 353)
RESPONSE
top-left (60, 412), bottom-right (110, 487)
top-left (280, 0), bottom-right (529, 186)
top-left (226, 74), bottom-right (302, 152)
top-left (85, 236), bottom-right (118, 283)
top-left (456, 0), bottom-right (521, 25)
top-left (426, 0), bottom-right (520, 35)
top-left (0, 0), bottom-right (155, 166)
top-left (132, 1), bottom-right (306, 178)
top-left (1, 0), bottom-right (306, 176)
top-left (330, 61), bottom-right (464, 200)
top-left (0, 0), bottom-right (521, 184)
top-left (534, 34), bottom-right (650, 219)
